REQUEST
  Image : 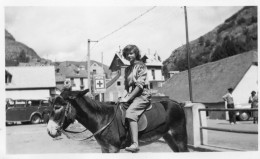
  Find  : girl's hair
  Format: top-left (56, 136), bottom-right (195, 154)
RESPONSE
top-left (122, 44), bottom-right (141, 60)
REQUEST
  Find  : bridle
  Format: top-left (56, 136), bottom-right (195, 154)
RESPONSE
top-left (52, 95), bottom-right (120, 141)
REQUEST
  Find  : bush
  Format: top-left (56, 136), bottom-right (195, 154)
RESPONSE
top-left (205, 39), bottom-right (211, 47)
top-left (198, 36), bottom-right (204, 46)
top-left (217, 21), bottom-right (234, 34)
top-left (251, 16), bottom-right (257, 23)
top-left (237, 17), bottom-right (246, 25)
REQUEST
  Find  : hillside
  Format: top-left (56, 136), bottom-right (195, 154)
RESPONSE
top-left (163, 6), bottom-right (257, 79)
top-left (5, 30), bottom-right (111, 78)
top-left (5, 30), bottom-right (41, 66)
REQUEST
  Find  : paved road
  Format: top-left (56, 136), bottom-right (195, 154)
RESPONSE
top-left (206, 119), bottom-right (258, 151)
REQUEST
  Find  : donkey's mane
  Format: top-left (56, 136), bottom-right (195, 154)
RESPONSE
top-left (77, 95), bottom-right (115, 113)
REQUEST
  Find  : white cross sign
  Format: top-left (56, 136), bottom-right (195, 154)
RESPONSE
top-left (95, 79), bottom-right (104, 89)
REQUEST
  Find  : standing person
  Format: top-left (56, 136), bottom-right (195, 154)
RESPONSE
top-left (223, 88), bottom-right (236, 124)
top-left (119, 44), bottom-right (151, 152)
top-left (249, 91), bottom-right (258, 124)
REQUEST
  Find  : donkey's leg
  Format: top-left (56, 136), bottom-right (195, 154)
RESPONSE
top-left (101, 146), bottom-right (109, 153)
top-left (170, 128), bottom-right (189, 152)
top-left (162, 132), bottom-right (179, 152)
top-left (108, 145), bottom-right (120, 153)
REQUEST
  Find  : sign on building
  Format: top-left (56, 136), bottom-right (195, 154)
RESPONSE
top-left (93, 75), bottom-right (106, 94)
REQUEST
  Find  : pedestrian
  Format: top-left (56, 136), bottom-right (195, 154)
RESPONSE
top-left (119, 44), bottom-right (151, 152)
top-left (249, 91), bottom-right (258, 124)
top-left (223, 88), bottom-right (236, 124)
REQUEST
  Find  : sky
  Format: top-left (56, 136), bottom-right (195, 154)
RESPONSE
top-left (4, 4), bottom-right (245, 66)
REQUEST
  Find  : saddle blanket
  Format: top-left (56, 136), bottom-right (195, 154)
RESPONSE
top-left (120, 102), bottom-right (166, 132)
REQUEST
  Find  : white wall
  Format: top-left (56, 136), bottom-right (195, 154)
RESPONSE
top-left (233, 65), bottom-right (258, 105)
top-left (147, 69), bottom-right (164, 81)
top-left (67, 78), bottom-right (89, 91)
top-left (91, 63), bottom-right (104, 75)
top-left (6, 89), bottom-right (50, 100)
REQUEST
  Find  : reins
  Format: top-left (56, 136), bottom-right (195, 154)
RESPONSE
top-left (56, 95), bottom-right (120, 141)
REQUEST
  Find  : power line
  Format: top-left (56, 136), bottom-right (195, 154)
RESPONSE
top-left (81, 6), bottom-right (157, 62)
top-left (97, 6), bottom-right (157, 42)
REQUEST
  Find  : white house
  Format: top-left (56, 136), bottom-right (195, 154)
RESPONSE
top-left (5, 66), bottom-right (56, 100)
top-left (55, 64), bottom-right (88, 91)
top-left (105, 51), bottom-right (165, 102)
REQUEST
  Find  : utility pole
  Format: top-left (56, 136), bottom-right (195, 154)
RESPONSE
top-left (87, 39), bottom-right (98, 94)
top-left (100, 51), bottom-right (104, 102)
top-left (184, 6), bottom-right (193, 102)
top-left (101, 52), bottom-right (103, 71)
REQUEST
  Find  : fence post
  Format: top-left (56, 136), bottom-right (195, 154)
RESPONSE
top-left (184, 102), bottom-right (208, 147)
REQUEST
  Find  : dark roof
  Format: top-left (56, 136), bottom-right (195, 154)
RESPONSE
top-left (55, 73), bottom-right (66, 82)
top-left (56, 64), bottom-right (88, 78)
top-left (158, 50), bottom-right (257, 103)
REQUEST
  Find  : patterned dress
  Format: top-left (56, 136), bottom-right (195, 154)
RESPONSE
top-left (124, 60), bottom-right (151, 122)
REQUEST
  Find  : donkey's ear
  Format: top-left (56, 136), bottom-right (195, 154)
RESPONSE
top-left (78, 89), bottom-right (89, 97)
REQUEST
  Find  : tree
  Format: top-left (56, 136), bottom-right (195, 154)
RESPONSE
top-left (18, 50), bottom-right (29, 63)
top-left (205, 39), bottom-right (211, 47)
top-left (198, 36), bottom-right (204, 46)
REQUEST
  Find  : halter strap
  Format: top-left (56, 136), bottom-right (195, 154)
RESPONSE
top-left (61, 102), bottom-right (120, 141)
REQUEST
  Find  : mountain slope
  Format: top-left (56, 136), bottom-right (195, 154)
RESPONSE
top-left (5, 30), bottom-right (40, 66)
top-left (163, 6), bottom-right (257, 79)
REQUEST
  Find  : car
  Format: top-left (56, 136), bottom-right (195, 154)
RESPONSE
top-left (235, 103), bottom-right (252, 121)
top-left (6, 98), bottom-right (52, 125)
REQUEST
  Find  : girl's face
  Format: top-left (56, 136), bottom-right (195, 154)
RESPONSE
top-left (126, 51), bottom-right (136, 63)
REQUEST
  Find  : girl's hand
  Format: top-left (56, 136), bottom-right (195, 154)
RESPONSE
top-left (120, 96), bottom-right (130, 103)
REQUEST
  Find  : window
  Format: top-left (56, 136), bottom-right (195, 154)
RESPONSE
top-left (93, 69), bottom-right (96, 75)
top-left (29, 100), bottom-right (41, 107)
top-left (150, 83), bottom-right (153, 89)
top-left (152, 70), bottom-right (155, 80)
top-left (70, 78), bottom-right (75, 86)
top-left (56, 68), bottom-right (60, 73)
top-left (80, 78), bottom-right (84, 85)
top-left (41, 100), bottom-right (49, 107)
top-left (5, 74), bottom-right (12, 84)
top-left (117, 81), bottom-right (121, 86)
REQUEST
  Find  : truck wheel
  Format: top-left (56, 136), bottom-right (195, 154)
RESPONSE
top-left (31, 114), bottom-right (41, 124)
top-left (239, 112), bottom-right (250, 121)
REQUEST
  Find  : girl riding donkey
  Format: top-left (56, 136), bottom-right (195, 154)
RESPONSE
top-left (47, 44), bottom-right (188, 153)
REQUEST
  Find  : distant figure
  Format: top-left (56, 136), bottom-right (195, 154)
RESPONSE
top-left (249, 91), bottom-right (258, 124)
top-left (223, 88), bottom-right (236, 124)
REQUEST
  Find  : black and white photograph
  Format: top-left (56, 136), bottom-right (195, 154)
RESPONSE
top-left (1, 0), bottom-right (259, 159)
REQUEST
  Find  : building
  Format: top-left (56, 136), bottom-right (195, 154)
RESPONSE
top-left (5, 66), bottom-right (56, 99)
top-left (104, 51), bottom-right (165, 102)
top-left (55, 63), bottom-right (88, 91)
top-left (90, 62), bottom-right (105, 76)
top-left (158, 50), bottom-right (258, 119)
top-left (54, 61), bottom-right (105, 92)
